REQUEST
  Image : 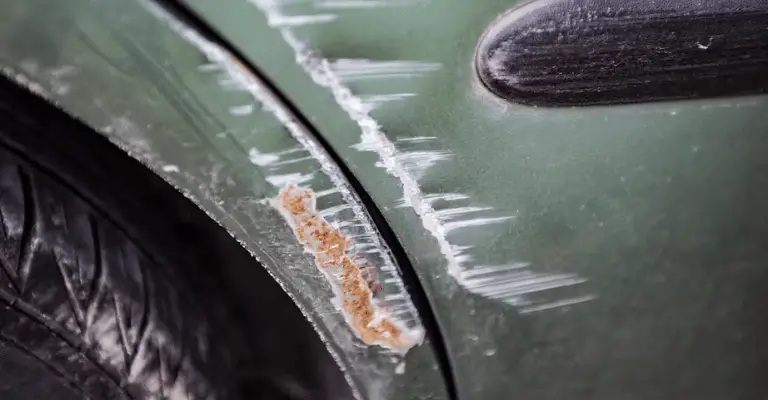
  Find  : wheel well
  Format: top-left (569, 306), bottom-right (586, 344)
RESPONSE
top-left (0, 73), bottom-right (352, 399)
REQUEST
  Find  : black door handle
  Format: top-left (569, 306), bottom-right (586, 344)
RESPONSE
top-left (476, 0), bottom-right (768, 106)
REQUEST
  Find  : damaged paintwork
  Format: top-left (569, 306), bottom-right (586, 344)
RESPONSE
top-left (0, 1), bottom-right (447, 399)
top-left (244, 0), bottom-right (593, 313)
top-left (181, 0), bottom-right (768, 399)
top-left (144, 2), bottom-right (425, 346)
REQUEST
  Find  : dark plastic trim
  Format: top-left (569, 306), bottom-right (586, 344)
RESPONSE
top-left (476, 0), bottom-right (768, 106)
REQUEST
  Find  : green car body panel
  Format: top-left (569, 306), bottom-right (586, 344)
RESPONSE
top-left (2, 0), bottom-right (768, 399)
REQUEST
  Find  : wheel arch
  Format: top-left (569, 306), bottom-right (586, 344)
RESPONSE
top-left (0, 1), bottom-right (448, 399)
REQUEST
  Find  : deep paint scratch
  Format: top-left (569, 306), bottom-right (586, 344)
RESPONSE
top-left (246, 0), bottom-right (594, 312)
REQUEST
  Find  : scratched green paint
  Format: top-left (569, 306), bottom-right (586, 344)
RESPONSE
top-left (185, 1), bottom-right (768, 399)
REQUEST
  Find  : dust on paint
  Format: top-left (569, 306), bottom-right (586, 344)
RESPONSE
top-left (273, 184), bottom-right (423, 352)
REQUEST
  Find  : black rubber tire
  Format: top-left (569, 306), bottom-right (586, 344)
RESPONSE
top-left (0, 81), bottom-right (262, 398)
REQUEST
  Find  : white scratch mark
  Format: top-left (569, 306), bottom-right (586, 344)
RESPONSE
top-left (434, 206), bottom-right (493, 221)
top-left (275, 147), bottom-right (309, 156)
top-left (248, 148), bottom-right (281, 166)
top-left (394, 361), bottom-right (406, 375)
top-left (395, 193), bottom-right (468, 208)
top-left (393, 150), bottom-right (453, 181)
top-left (318, 203), bottom-right (352, 216)
top-left (198, 63), bottom-right (221, 72)
top-left (462, 270), bottom-right (585, 303)
top-left (268, 14), bottom-right (338, 27)
top-left (460, 263), bottom-right (530, 279)
top-left (250, 148), bottom-right (314, 168)
top-left (443, 216), bottom-right (515, 233)
top-left (330, 59), bottom-right (441, 82)
top-left (520, 294), bottom-right (598, 314)
top-left (266, 172), bottom-right (315, 187)
top-left (360, 248), bottom-right (383, 254)
top-left (229, 104), bottom-right (255, 115)
top-left (161, 164), bottom-right (180, 173)
top-left (314, 187), bottom-right (341, 197)
top-left (268, 155), bottom-right (314, 167)
top-left (360, 93), bottom-right (416, 110)
top-left (48, 65), bottom-right (77, 96)
top-left (383, 293), bottom-right (406, 301)
top-left (49, 65), bottom-right (77, 78)
top-left (395, 136), bottom-right (437, 143)
top-left (696, 37), bottom-right (713, 50)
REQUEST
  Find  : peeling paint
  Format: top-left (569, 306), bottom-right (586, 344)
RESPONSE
top-left (246, 0), bottom-right (594, 312)
top-left (273, 185), bottom-right (422, 352)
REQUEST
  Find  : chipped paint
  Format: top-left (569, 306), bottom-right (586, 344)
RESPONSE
top-left (144, 0), bottom-right (424, 356)
top-left (274, 184), bottom-right (422, 352)
top-left (246, 0), bottom-right (594, 312)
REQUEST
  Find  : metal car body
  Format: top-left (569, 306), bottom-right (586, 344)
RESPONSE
top-left (2, 0), bottom-right (767, 399)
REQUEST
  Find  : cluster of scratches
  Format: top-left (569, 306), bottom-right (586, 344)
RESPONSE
top-left (247, 0), bottom-right (594, 312)
top-left (274, 184), bottom-right (421, 352)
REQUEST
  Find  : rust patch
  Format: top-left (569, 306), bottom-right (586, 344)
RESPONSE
top-left (273, 184), bottom-right (421, 352)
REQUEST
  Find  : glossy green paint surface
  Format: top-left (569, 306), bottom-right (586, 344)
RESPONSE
top-left (0, 1), bottom-right (448, 399)
top-left (185, 1), bottom-right (768, 399)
